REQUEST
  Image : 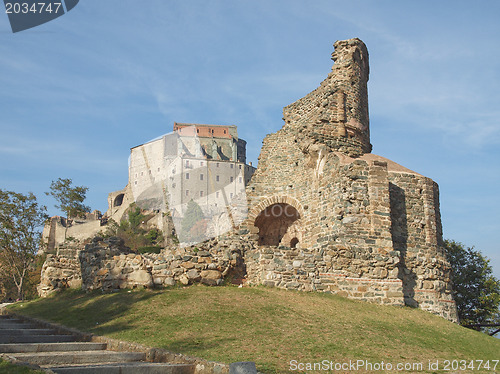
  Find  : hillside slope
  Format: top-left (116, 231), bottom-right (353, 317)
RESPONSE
top-left (7, 286), bottom-right (500, 373)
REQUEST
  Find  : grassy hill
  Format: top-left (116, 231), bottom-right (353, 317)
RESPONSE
top-left (7, 285), bottom-right (500, 373)
top-left (0, 358), bottom-right (45, 374)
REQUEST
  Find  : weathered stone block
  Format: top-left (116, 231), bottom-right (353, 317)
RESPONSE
top-left (200, 270), bottom-right (222, 279)
top-left (187, 269), bottom-right (201, 281)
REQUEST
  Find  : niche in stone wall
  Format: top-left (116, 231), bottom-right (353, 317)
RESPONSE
top-left (254, 203), bottom-right (300, 246)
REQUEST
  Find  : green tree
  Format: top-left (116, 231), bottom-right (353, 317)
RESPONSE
top-left (0, 190), bottom-right (47, 300)
top-left (46, 178), bottom-right (90, 238)
top-left (180, 200), bottom-right (206, 243)
top-left (444, 239), bottom-right (500, 331)
top-left (127, 205), bottom-right (146, 231)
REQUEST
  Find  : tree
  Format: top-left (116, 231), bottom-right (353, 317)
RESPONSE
top-left (127, 205), bottom-right (146, 231)
top-left (103, 205), bottom-right (164, 251)
top-left (0, 190), bottom-right (47, 300)
top-left (46, 178), bottom-right (90, 238)
top-left (444, 239), bottom-right (500, 332)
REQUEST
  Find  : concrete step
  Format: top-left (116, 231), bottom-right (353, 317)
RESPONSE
top-left (0, 342), bottom-right (107, 353)
top-left (0, 334), bottom-right (77, 343)
top-left (9, 350), bottom-right (146, 366)
top-left (48, 362), bottom-right (195, 374)
top-left (0, 328), bottom-right (57, 335)
top-left (0, 314), bottom-right (198, 374)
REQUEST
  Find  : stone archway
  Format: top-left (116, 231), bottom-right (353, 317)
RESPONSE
top-left (254, 203), bottom-right (300, 246)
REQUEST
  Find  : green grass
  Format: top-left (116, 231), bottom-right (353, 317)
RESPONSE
top-left (7, 286), bottom-right (500, 373)
top-left (0, 358), bottom-right (45, 374)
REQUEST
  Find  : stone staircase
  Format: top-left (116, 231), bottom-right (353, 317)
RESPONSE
top-left (0, 315), bottom-right (194, 373)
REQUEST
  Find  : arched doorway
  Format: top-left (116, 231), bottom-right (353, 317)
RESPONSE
top-left (254, 203), bottom-right (300, 246)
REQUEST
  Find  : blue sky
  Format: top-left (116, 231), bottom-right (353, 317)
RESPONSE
top-left (1, 1), bottom-right (499, 278)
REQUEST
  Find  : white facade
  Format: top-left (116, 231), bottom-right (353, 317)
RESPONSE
top-left (128, 129), bottom-right (255, 245)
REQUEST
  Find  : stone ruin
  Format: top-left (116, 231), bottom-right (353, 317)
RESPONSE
top-left (39, 38), bottom-right (458, 322)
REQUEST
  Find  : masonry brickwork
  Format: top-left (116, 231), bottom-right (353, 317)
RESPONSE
top-left (39, 38), bottom-right (457, 322)
top-left (241, 38), bottom-right (457, 322)
top-left (38, 235), bottom-right (249, 297)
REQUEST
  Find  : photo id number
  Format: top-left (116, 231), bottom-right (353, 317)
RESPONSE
top-left (5, 2), bottom-right (63, 14)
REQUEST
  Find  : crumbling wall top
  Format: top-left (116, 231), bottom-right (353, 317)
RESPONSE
top-left (284, 38), bottom-right (372, 157)
top-left (331, 38), bottom-right (369, 79)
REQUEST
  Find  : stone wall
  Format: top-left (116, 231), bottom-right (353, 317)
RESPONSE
top-left (42, 216), bottom-right (104, 253)
top-left (389, 173), bottom-right (456, 321)
top-left (38, 235), bottom-right (250, 297)
top-left (38, 243), bottom-right (83, 297)
top-left (244, 245), bottom-right (403, 306)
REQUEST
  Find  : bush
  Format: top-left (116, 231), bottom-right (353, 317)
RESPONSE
top-left (137, 246), bottom-right (162, 254)
top-left (104, 204), bottom-right (165, 251)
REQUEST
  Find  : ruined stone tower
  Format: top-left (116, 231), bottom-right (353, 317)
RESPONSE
top-left (37, 38), bottom-right (458, 323)
top-left (243, 38), bottom-right (458, 322)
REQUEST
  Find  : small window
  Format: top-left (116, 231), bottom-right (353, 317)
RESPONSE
top-left (157, 168), bottom-right (160, 172)
top-left (141, 172), bottom-right (144, 176)
top-left (134, 181), bottom-right (137, 185)
top-left (239, 165), bottom-right (242, 169)
top-left (200, 191), bottom-right (204, 197)
top-left (185, 160), bottom-right (189, 167)
top-left (224, 130), bottom-right (226, 134)
top-left (216, 175), bottom-right (220, 182)
top-left (230, 164), bottom-right (234, 169)
top-left (186, 190), bottom-right (189, 196)
top-left (186, 173), bottom-right (190, 180)
top-left (230, 177), bottom-right (234, 183)
top-left (197, 129), bottom-right (199, 133)
top-left (200, 161), bottom-right (204, 166)
top-left (216, 191), bottom-right (220, 198)
top-left (200, 174), bottom-right (204, 181)
top-left (216, 163), bottom-right (220, 167)
top-left (230, 193), bottom-right (233, 198)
